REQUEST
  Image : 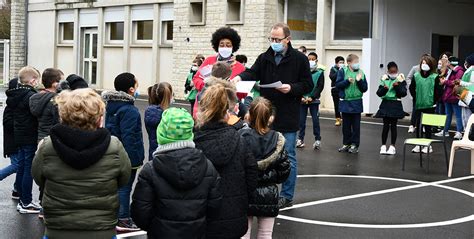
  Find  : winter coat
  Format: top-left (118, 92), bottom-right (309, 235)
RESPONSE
top-left (336, 68), bottom-right (368, 114)
top-left (3, 78), bottom-right (19, 157)
top-left (240, 129), bottom-right (290, 217)
top-left (32, 124), bottom-right (131, 237)
top-left (29, 91), bottom-right (59, 141)
top-left (131, 141), bottom-right (222, 239)
top-left (194, 121), bottom-right (258, 239)
top-left (442, 66), bottom-right (465, 104)
top-left (103, 91), bottom-right (145, 168)
top-left (239, 43), bottom-right (314, 132)
top-left (6, 84), bottom-right (38, 146)
top-left (329, 66), bottom-right (342, 96)
top-left (192, 55), bottom-right (246, 118)
top-left (144, 104), bottom-right (164, 161)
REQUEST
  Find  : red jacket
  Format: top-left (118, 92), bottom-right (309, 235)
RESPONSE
top-left (442, 66), bottom-right (465, 103)
top-left (192, 55), bottom-right (246, 118)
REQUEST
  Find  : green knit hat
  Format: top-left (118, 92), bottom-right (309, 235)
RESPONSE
top-left (157, 108), bottom-right (194, 145)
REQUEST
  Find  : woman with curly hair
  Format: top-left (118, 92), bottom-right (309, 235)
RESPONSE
top-left (192, 26), bottom-right (246, 118)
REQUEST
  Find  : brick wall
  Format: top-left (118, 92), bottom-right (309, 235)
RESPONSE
top-left (9, 0), bottom-right (26, 79)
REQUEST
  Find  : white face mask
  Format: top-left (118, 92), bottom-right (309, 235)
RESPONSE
top-left (388, 73), bottom-right (399, 79)
top-left (191, 66), bottom-right (198, 72)
top-left (421, 64), bottom-right (430, 72)
top-left (437, 64), bottom-right (442, 70)
top-left (309, 61), bottom-right (317, 69)
top-left (218, 47), bottom-right (233, 58)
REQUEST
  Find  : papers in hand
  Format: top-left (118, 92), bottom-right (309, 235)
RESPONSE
top-left (259, 81), bottom-right (283, 88)
top-left (236, 81), bottom-right (256, 93)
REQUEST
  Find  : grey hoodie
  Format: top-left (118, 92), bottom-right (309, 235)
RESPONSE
top-left (29, 91), bottom-right (59, 140)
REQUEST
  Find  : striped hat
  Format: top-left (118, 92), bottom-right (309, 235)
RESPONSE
top-left (157, 108), bottom-right (194, 145)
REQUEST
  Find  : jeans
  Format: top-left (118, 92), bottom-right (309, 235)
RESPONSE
top-left (118, 169), bottom-right (137, 219)
top-left (280, 132), bottom-right (297, 200)
top-left (444, 103), bottom-right (464, 133)
top-left (298, 103), bottom-right (321, 141)
top-left (242, 216), bottom-right (275, 239)
top-left (0, 151), bottom-right (20, 180)
top-left (342, 113), bottom-right (361, 147)
top-left (16, 145), bottom-right (37, 205)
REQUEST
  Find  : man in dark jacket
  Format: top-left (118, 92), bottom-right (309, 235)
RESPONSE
top-left (234, 23), bottom-right (313, 209)
top-left (6, 66), bottom-right (41, 214)
top-left (132, 108), bottom-right (222, 239)
top-left (329, 56), bottom-right (345, 126)
top-left (103, 72), bottom-right (144, 232)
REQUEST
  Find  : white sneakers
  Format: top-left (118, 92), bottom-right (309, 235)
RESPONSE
top-left (380, 145), bottom-right (387, 154)
top-left (408, 125), bottom-right (415, 133)
top-left (434, 131), bottom-right (449, 137)
top-left (454, 132), bottom-right (463, 140)
top-left (412, 146), bottom-right (433, 154)
top-left (380, 145), bottom-right (396, 155)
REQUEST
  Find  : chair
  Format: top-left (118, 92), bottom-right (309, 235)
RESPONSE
top-left (448, 114), bottom-right (474, 177)
top-left (402, 113), bottom-right (448, 173)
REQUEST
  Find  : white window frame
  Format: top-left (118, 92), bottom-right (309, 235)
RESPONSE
top-left (59, 22), bottom-right (74, 45)
top-left (331, 0), bottom-right (373, 43)
top-left (161, 21), bottom-right (173, 45)
top-left (105, 22), bottom-right (125, 45)
top-left (82, 29), bottom-right (98, 86)
top-left (189, 0), bottom-right (206, 26)
top-left (160, 3), bottom-right (174, 46)
top-left (281, 0), bottom-right (317, 45)
top-left (225, 0), bottom-right (244, 25)
top-left (132, 20), bottom-right (154, 45)
top-left (104, 7), bottom-right (125, 45)
top-left (131, 5), bottom-right (154, 45)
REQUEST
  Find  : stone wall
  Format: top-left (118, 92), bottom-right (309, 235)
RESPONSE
top-left (10, 0), bottom-right (26, 79)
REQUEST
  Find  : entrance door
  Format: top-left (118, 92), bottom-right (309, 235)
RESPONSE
top-left (459, 35), bottom-right (474, 63)
top-left (82, 28), bottom-right (98, 85)
top-left (431, 34), bottom-right (454, 59)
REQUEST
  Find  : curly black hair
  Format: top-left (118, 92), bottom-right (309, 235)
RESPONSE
top-left (211, 27), bottom-right (241, 53)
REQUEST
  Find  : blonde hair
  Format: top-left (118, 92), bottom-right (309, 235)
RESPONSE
top-left (346, 54), bottom-right (359, 63)
top-left (248, 97), bottom-right (273, 135)
top-left (56, 88), bottom-right (105, 131)
top-left (148, 82), bottom-right (173, 109)
top-left (197, 84), bottom-right (229, 127)
top-left (18, 66), bottom-right (40, 84)
top-left (207, 77), bottom-right (238, 110)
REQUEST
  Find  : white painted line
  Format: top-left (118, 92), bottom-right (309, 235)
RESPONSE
top-left (116, 231), bottom-right (147, 238)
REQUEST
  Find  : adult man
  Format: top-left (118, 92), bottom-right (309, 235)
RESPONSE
top-left (233, 23), bottom-right (313, 208)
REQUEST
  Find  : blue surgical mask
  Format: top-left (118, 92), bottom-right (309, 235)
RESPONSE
top-left (133, 89), bottom-right (139, 99)
top-left (351, 63), bottom-right (360, 70)
top-left (271, 43), bottom-right (284, 53)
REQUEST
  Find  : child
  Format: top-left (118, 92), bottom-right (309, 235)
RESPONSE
top-left (409, 55), bottom-right (443, 154)
top-left (374, 62), bottom-right (407, 155)
top-left (6, 66), bottom-right (42, 214)
top-left (329, 56), bottom-right (345, 126)
top-left (185, 58), bottom-right (203, 116)
top-left (240, 97), bottom-right (290, 239)
top-left (102, 72), bottom-right (145, 232)
top-left (194, 84), bottom-right (257, 239)
top-left (144, 82), bottom-right (173, 161)
top-left (131, 108), bottom-right (222, 239)
top-left (32, 89), bottom-right (131, 239)
top-left (297, 52), bottom-right (324, 150)
top-left (336, 54), bottom-right (368, 154)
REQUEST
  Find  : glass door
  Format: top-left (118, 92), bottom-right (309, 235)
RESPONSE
top-left (82, 28), bottom-right (98, 85)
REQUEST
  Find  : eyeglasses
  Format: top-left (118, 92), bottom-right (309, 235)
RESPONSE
top-left (267, 36), bottom-right (288, 43)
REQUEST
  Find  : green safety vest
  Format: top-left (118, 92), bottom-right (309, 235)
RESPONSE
top-left (186, 72), bottom-right (198, 101)
top-left (304, 70), bottom-right (323, 98)
top-left (462, 67), bottom-right (474, 92)
top-left (379, 76), bottom-right (398, 100)
top-left (414, 72), bottom-right (437, 110)
top-left (344, 67), bottom-right (365, 101)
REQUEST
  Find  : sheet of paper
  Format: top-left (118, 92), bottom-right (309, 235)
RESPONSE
top-left (259, 81), bottom-right (283, 88)
top-left (236, 81), bottom-right (256, 93)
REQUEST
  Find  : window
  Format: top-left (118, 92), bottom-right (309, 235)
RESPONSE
top-left (286, 0), bottom-right (317, 40)
top-left (162, 21), bottom-right (173, 44)
top-left (333, 0), bottom-right (372, 40)
top-left (189, 0), bottom-right (206, 25)
top-left (59, 22), bottom-right (74, 43)
top-left (106, 22), bottom-right (124, 43)
top-left (226, 0), bottom-right (244, 24)
top-left (134, 20), bottom-right (153, 42)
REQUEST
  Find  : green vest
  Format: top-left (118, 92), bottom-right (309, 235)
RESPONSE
top-left (186, 72), bottom-right (198, 101)
top-left (462, 67), bottom-right (474, 92)
top-left (414, 72), bottom-right (437, 110)
top-left (379, 76), bottom-right (398, 100)
top-left (304, 70), bottom-right (323, 98)
top-left (344, 67), bottom-right (365, 101)
top-left (251, 81), bottom-right (261, 98)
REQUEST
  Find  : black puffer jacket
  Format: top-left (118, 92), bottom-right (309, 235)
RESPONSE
top-left (194, 122), bottom-right (258, 239)
top-left (131, 143), bottom-right (222, 239)
top-left (6, 84), bottom-right (38, 145)
top-left (29, 91), bottom-right (59, 141)
top-left (3, 78), bottom-right (19, 157)
top-left (240, 129), bottom-right (290, 217)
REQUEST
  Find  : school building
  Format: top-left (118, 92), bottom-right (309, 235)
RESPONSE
top-left (11, 0), bottom-right (474, 112)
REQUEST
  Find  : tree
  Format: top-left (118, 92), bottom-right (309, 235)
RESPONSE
top-left (0, 0), bottom-right (11, 39)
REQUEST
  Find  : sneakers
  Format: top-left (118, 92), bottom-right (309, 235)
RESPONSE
top-left (296, 139), bottom-right (305, 148)
top-left (386, 145), bottom-right (396, 155)
top-left (313, 140), bottom-right (321, 150)
top-left (335, 118), bottom-right (342, 126)
top-left (278, 197), bottom-right (293, 209)
top-left (435, 131), bottom-right (449, 137)
top-left (380, 145), bottom-right (387, 155)
top-left (408, 125), bottom-right (415, 133)
top-left (116, 218), bottom-right (140, 232)
top-left (338, 145), bottom-right (351, 152)
top-left (412, 146), bottom-right (421, 153)
top-left (454, 132), bottom-right (463, 140)
top-left (18, 201), bottom-right (42, 214)
top-left (11, 190), bottom-right (19, 200)
top-left (422, 146), bottom-right (433, 154)
top-left (348, 145), bottom-right (359, 154)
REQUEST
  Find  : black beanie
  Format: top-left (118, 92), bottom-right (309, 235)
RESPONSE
top-left (114, 72), bottom-right (136, 93)
top-left (66, 74), bottom-right (88, 90)
top-left (8, 78), bottom-right (18, 90)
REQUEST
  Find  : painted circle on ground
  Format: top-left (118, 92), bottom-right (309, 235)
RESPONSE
top-left (277, 175), bottom-right (474, 229)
